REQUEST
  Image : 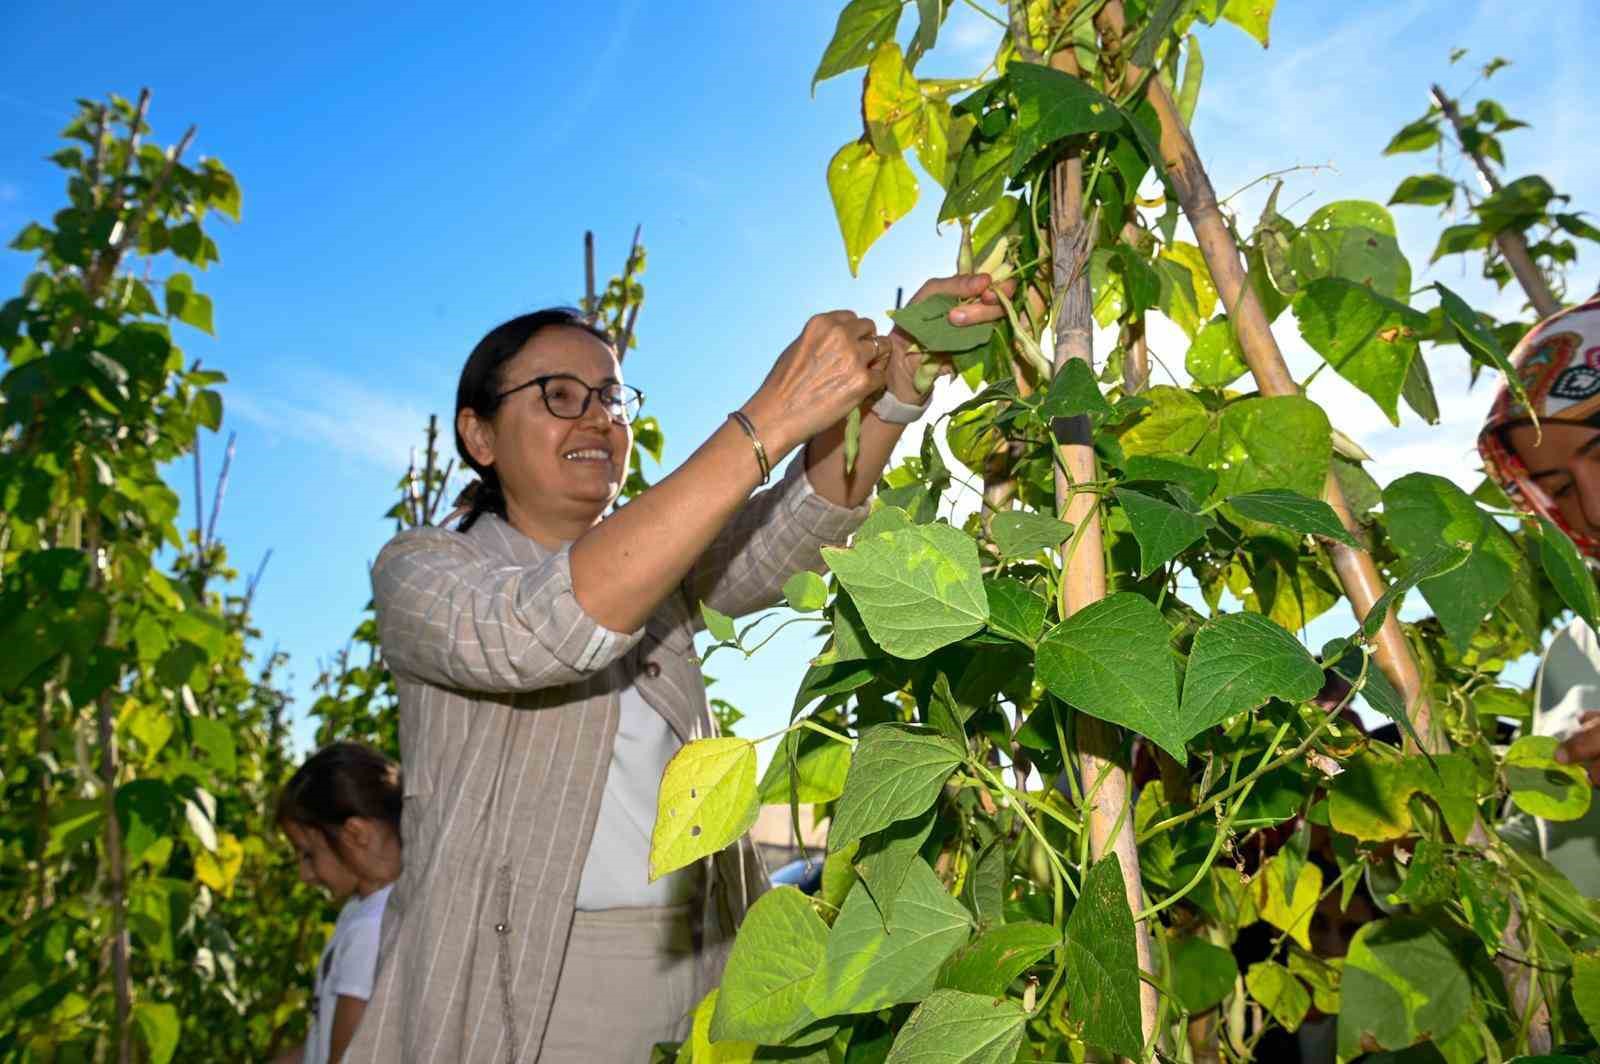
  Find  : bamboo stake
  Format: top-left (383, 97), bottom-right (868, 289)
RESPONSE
top-left (1096, 1), bottom-right (1439, 751)
top-left (1430, 85), bottom-right (1562, 319)
top-left (1096, 4), bottom-right (1549, 1047)
top-left (583, 231), bottom-right (598, 323)
top-left (1040, 37), bottom-right (1161, 1050)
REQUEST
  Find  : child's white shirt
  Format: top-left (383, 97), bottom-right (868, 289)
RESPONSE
top-left (305, 883), bottom-right (392, 1064)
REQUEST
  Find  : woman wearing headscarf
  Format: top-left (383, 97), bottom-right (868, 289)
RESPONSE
top-left (1478, 295), bottom-right (1600, 895)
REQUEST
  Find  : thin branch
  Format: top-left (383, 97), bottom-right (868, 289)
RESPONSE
top-left (192, 432), bottom-right (205, 550)
top-left (244, 548), bottom-right (273, 614)
top-left (204, 431), bottom-right (236, 551)
top-left (1430, 84), bottom-right (1561, 318)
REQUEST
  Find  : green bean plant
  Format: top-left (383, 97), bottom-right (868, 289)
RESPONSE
top-left (648, 5), bottom-right (1600, 1062)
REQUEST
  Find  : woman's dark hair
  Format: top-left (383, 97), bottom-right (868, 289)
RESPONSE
top-left (453, 307), bottom-right (615, 532)
top-left (276, 742), bottom-right (403, 852)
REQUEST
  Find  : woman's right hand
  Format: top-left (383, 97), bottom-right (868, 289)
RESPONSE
top-left (741, 311), bottom-right (888, 456)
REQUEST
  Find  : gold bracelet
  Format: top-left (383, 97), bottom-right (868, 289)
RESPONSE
top-left (727, 411), bottom-right (770, 485)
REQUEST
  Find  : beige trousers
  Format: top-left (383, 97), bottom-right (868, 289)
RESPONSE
top-left (540, 904), bottom-right (704, 1063)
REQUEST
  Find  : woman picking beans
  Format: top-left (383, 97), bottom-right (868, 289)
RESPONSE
top-left (343, 275), bottom-right (1006, 1063)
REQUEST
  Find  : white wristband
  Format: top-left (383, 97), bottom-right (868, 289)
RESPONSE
top-left (870, 388), bottom-right (933, 426)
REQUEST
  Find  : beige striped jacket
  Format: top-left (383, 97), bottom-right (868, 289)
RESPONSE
top-left (345, 458), bottom-right (868, 1063)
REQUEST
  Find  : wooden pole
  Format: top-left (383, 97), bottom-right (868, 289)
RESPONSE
top-left (1430, 85), bottom-right (1562, 319)
top-left (1095, 4), bottom-right (1550, 1047)
top-left (1038, 34), bottom-right (1161, 1051)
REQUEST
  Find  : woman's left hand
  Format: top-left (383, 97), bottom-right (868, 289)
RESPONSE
top-left (884, 273), bottom-right (1015, 404)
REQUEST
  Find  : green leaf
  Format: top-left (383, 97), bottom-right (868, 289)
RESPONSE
top-left (1459, 857), bottom-right (1504, 953)
top-left (1400, 351), bottom-right (1440, 424)
top-left (686, 990), bottom-right (756, 1063)
top-left (889, 293), bottom-right (995, 354)
top-left (1360, 541), bottom-right (1470, 640)
top-left (989, 511), bottom-right (1074, 559)
top-left (1226, 489), bottom-right (1359, 547)
top-left (809, 859), bottom-right (972, 1015)
top-left (1037, 593), bottom-right (1183, 759)
top-left (1288, 201), bottom-right (1412, 301)
top-left (194, 388), bottom-right (223, 431)
top-left (759, 729), bottom-right (850, 805)
top-left (164, 272), bottom-right (214, 334)
top-left (710, 887), bottom-right (829, 1043)
top-left (1186, 316), bottom-right (1248, 387)
top-left (1390, 839), bottom-right (1454, 907)
top-left (939, 123), bottom-right (1016, 221)
top-left (1382, 473), bottom-right (1514, 652)
top-left (883, 989), bottom-right (1027, 1064)
top-left (1255, 853), bottom-right (1321, 950)
top-left (829, 724), bottom-right (963, 852)
top-left (1064, 856), bottom-right (1143, 1059)
top-left (1430, 223), bottom-right (1493, 262)
top-left (188, 715), bottom-right (236, 777)
top-left (649, 738), bottom-right (759, 880)
top-left (937, 921), bottom-right (1059, 997)
top-left (1292, 278), bottom-right (1424, 425)
top-left (1389, 174), bottom-right (1456, 207)
top-left (701, 602), bottom-right (737, 643)
top-left (1113, 487), bottom-right (1210, 578)
top-left (1505, 735), bottom-right (1592, 821)
top-left (1571, 950), bottom-right (1600, 1043)
top-left (1122, 455), bottom-right (1218, 501)
top-left (1245, 961), bottom-right (1309, 1031)
top-left (1433, 282), bottom-right (1528, 411)
top-left (1537, 517), bottom-right (1600, 633)
top-left (1179, 612), bottom-right (1322, 743)
top-left (1038, 357), bottom-right (1116, 421)
top-left (1337, 918), bottom-right (1470, 1059)
top-left (1005, 62), bottom-right (1124, 174)
top-left (1384, 117), bottom-right (1441, 155)
top-left (1170, 937), bottom-right (1238, 1014)
top-left (1221, 0), bottom-right (1275, 45)
top-left (782, 571), bottom-right (829, 613)
top-left (855, 811), bottom-right (938, 923)
top-left (1475, 174), bottom-right (1556, 232)
top-left (133, 1002), bottom-right (180, 1064)
top-left (813, 0), bottom-right (902, 89)
top-left (822, 521), bottom-right (989, 659)
top-left (984, 577), bottom-right (1048, 646)
top-left (828, 140), bottom-right (918, 275)
top-left (1118, 385), bottom-right (1211, 460)
top-left (1212, 396), bottom-right (1331, 504)
top-left (115, 779), bottom-right (176, 864)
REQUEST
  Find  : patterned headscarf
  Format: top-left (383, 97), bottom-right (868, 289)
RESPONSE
top-left (1479, 297), bottom-right (1600, 558)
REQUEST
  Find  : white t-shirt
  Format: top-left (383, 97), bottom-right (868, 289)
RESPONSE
top-left (305, 883), bottom-right (392, 1064)
top-left (574, 682), bottom-right (696, 910)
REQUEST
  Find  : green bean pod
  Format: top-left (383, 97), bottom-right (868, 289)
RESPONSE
top-left (843, 407), bottom-right (862, 475)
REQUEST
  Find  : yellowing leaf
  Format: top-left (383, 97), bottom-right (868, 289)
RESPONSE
top-left (194, 831), bottom-right (244, 896)
top-left (864, 44), bottom-right (925, 157)
top-left (828, 140), bottom-right (919, 276)
top-left (1162, 241), bottom-right (1218, 320)
top-left (650, 738), bottom-right (759, 880)
top-left (1221, 0), bottom-right (1275, 46)
top-left (686, 990), bottom-right (755, 1064)
top-left (1254, 852), bottom-right (1322, 950)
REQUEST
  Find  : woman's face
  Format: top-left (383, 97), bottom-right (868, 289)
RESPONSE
top-left (460, 326), bottom-right (633, 536)
top-left (1505, 420), bottom-right (1600, 538)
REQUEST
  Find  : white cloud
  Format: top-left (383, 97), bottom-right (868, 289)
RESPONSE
top-left (226, 366), bottom-right (441, 474)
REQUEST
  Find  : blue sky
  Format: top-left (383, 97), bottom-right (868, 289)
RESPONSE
top-left (3, 1), bottom-right (1597, 758)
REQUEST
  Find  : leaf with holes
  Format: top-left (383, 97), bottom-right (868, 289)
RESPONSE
top-left (649, 738), bottom-right (758, 880)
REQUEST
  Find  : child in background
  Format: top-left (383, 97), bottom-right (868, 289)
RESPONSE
top-left (271, 742), bottom-right (403, 1064)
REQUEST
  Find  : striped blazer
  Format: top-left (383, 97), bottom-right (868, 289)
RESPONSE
top-left (345, 458), bottom-right (868, 1063)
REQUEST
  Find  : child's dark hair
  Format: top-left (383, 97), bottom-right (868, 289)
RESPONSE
top-left (276, 742), bottom-right (403, 852)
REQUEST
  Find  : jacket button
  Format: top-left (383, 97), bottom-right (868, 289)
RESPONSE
top-left (644, 661), bottom-right (662, 678)
top-left (494, 922), bottom-right (508, 934)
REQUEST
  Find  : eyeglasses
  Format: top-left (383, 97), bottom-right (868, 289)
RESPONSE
top-left (496, 374), bottom-right (645, 423)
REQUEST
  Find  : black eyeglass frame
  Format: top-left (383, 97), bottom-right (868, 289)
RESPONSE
top-left (496, 373), bottom-right (645, 423)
